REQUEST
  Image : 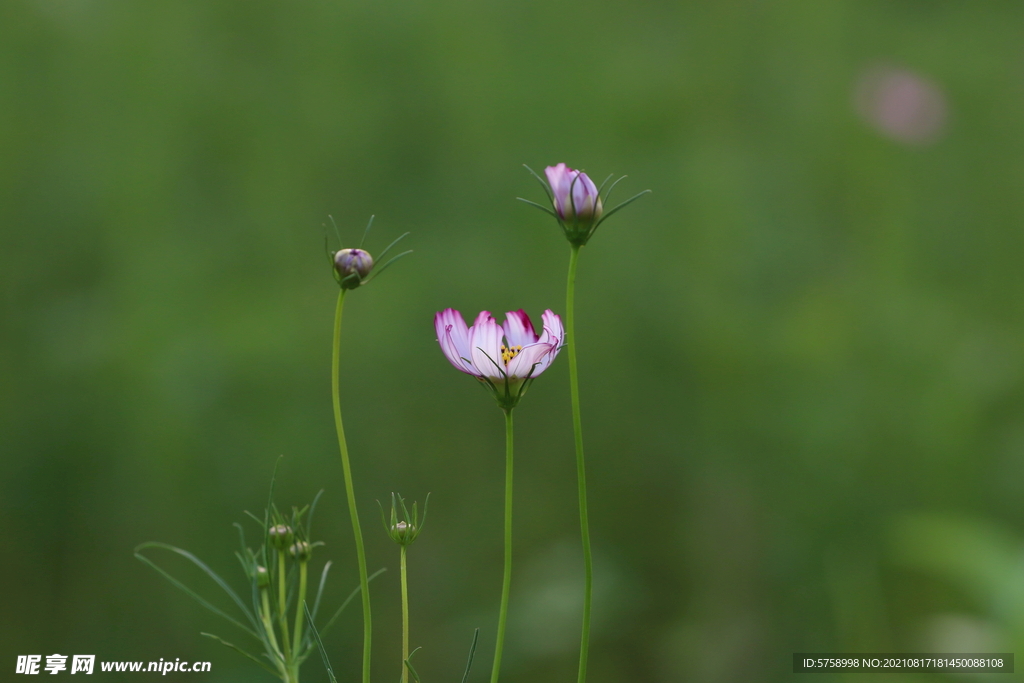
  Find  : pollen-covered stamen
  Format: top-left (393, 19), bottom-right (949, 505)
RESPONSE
top-left (500, 344), bottom-right (523, 365)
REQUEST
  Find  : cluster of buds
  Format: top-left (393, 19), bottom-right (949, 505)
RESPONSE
top-left (380, 492), bottom-right (429, 547)
top-left (266, 521), bottom-right (321, 562)
top-left (327, 216), bottom-right (412, 290)
top-left (520, 164), bottom-right (650, 247)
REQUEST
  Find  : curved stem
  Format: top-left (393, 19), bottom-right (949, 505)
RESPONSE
top-left (566, 244), bottom-right (593, 683)
top-left (489, 409), bottom-right (514, 683)
top-left (332, 290), bottom-right (372, 683)
top-left (400, 546), bottom-right (409, 683)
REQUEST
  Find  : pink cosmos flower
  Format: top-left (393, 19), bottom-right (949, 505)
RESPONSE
top-left (435, 308), bottom-right (564, 409)
top-left (545, 163), bottom-right (603, 226)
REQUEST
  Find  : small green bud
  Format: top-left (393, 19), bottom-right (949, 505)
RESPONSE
top-left (333, 248), bottom-right (374, 289)
top-left (268, 524), bottom-right (293, 551)
top-left (255, 565), bottom-right (270, 589)
top-left (289, 540), bottom-right (312, 562)
top-left (380, 492), bottom-right (428, 546)
top-left (392, 521), bottom-right (415, 543)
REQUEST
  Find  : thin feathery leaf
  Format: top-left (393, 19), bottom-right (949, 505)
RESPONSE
top-left (523, 164), bottom-right (554, 203)
top-left (398, 494), bottom-right (412, 525)
top-left (293, 503), bottom-right (310, 527)
top-left (328, 215), bottom-right (343, 246)
top-left (363, 249), bottom-right (412, 284)
top-left (601, 174), bottom-right (628, 207)
top-left (136, 542), bottom-right (256, 627)
top-left (378, 499), bottom-right (391, 534)
top-left (134, 546), bottom-right (258, 638)
top-left (233, 551), bottom-right (250, 577)
top-left (475, 347), bottom-right (507, 378)
top-left (375, 231), bottom-right (411, 262)
top-left (306, 489), bottom-right (325, 538)
top-left (404, 647), bottom-right (424, 683)
top-left (516, 197), bottom-right (558, 218)
top-left (359, 215), bottom-right (375, 249)
top-left (232, 524), bottom-right (253, 578)
top-left (596, 173), bottom-right (615, 195)
top-left (311, 561), bottom-right (332, 624)
top-left (323, 233), bottom-right (334, 266)
top-left (594, 189), bottom-right (651, 228)
top-left (263, 458), bottom-right (284, 551)
top-left (419, 493), bottom-right (431, 529)
top-left (461, 628), bottom-right (481, 683)
top-left (304, 602), bottom-right (339, 683)
top-left (315, 567), bottom-right (387, 641)
top-left (201, 633), bottom-right (279, 676)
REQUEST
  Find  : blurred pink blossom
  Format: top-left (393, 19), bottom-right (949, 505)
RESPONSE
top-left (854, 66), bottom-right (948, 145)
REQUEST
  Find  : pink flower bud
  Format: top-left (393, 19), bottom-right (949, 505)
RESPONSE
top-left (545, 164), bottom-right (603, 227)
top-left (333, 248), bottom-right (374, 288)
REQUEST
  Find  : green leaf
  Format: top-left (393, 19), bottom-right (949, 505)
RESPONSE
top-left (358, 215), bottom-right (375, 249)
top-left (376, 231), bottom-right (411, 263)
top-left (309, 567), bottom-right (387, 649)
top-left (594, 189), bottom-right (651, 229)
top-left (306, 489), bottom-right (325, 539)
top-left (364, 249), bottom-right (413, 284)
top-left (523, 164), bottom-right (554, 203)
top-left (461, 628), bottom-right (480, 683)
top-left (200, 632), bottom-right (280, 676)
top-left (515, 197), bottom-right (557, 218)
top-left (403, 647), bottom-right (423, 683)
top-left (134, 543), bottom-right (258, 638)
top-left (304, 602), bottom-right (339, 683)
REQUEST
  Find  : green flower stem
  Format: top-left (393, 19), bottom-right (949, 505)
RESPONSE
top-left (332, 290), bottom-right (373, 683)
top-left (260, 588), bottom-right (285, 667)
top-left (292, 560), bottom-right (308, 657)
top-left (277, 552), bottom-right (292, 659)
top-left (489, 408), bottom-right (514, 683)
top-left (566, 244), bottom-right (593, 683)
top-left (400, 545), bottom-right (409, 683)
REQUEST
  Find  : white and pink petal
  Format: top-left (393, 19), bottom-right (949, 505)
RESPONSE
top-left (435, 309), bottom-right (475, 374)
top-left (469, 312), bottom-right (504, 378)
top-left (502, 309), bottom-right (539, 348)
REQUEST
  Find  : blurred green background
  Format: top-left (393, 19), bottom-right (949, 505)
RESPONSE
top-left (4, 1), bottom-right (1024, 681)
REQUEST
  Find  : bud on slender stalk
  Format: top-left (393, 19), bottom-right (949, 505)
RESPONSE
top-left (325, 215), bottom-right (412, 291)
top-left (519, 163), bottom-right (650, 247)
top-left (546, 163), bottom-right (603, 240)
top-left (268, 524), bottom-right (293, 551)
top-left (255, 565), bottom-right (270, 589)
top-left (289, 540), bottom-right (312, 562)
top-left (391, 521), bottom-right (416, 543)
top-left (380, 493), bottom-right (428, 546)
top-left (334, 248), bottom-right (375, 287)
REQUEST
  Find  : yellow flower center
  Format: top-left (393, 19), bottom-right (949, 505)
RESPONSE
top-left (500, 344), bottom-right (523, 365)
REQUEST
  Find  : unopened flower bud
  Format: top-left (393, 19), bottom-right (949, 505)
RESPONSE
top-left (545, 164), bottom-right (603, 244)
top-left (334, 248), bottom-right (374, 287)
top-left (255, 565), bottom-right (270, 588)
top-left (391, 521), bottom-right (416, 543)
top-left (289, 540), bottom-right (312, 562)
top-left (268, 524), bottom-right (293, 550)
